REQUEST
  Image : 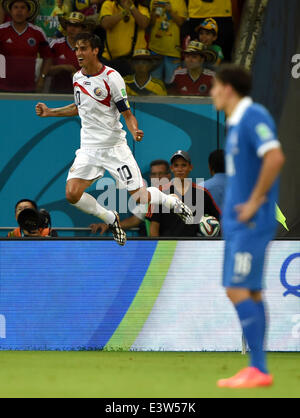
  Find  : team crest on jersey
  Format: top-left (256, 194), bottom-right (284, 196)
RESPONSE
top-left (255, 123), bottom-right (273, 141)
top-left (94, 87), bottom-right (102, 96)
top-left (27, 38), bottom-right (36, 47)
top-left (199, 84), bottom-right (208, 93)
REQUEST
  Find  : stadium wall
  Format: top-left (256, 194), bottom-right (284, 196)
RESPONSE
top-left (0, 239), bottom-right (299, 351)
top-left (0, 95), bottom-right (225, 231)
top-left (251, 0), bottom-right (300, 236)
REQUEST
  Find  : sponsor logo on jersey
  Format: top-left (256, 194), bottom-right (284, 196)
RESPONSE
top-left (84, 81), bottom-right (91, 85)
top-left (5, 38), bottom-right (13, 44)
top-left (28, 38), bottom-right (36, 47)
top-left (121, 88), bottom-right (127, 97)
top-left (199, 84), bottom-right (208, 93)
top-left (94, 87), bottom-right (102, 96)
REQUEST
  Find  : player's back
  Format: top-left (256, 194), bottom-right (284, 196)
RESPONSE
top-left (73, 65), bottom-right (129, 148)
top-left (222, 98), bottom-right (280, 237)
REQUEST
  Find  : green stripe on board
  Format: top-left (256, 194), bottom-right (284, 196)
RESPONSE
top-left (104, 241), bottom-right (177, 351)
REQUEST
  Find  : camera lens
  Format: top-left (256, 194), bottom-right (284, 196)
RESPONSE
top-left (17, 208), bottom-right (41, 233)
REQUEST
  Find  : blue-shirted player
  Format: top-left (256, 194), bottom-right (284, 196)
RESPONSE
top-left (199, 149), bottom-right (226, 211)
top-left (211, 64), bottom-right (285, 388)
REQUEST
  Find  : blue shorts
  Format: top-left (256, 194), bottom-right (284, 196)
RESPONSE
top-left (222, 231), bottom-right (273, 290)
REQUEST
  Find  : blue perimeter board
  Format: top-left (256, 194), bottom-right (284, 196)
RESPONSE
top-left (0, 240), bottom-right (158, 350)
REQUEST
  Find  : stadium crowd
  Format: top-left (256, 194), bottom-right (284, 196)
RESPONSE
top-left (0, 0), bottom-right (246, 95)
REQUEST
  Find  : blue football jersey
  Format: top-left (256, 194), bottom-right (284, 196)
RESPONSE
top-left (222, 97), bottom-right (281, 237)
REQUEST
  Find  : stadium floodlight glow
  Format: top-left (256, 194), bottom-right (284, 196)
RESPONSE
top-left (0, 55), bottom-right (5, 79)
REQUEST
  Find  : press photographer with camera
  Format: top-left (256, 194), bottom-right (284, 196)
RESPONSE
top-left (7, 199), bottom-right (58, 237)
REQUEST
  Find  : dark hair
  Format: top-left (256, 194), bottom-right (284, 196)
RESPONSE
top-left (116, 0), bottom-right (145, 6)
top-left (15, 199), bottom-right (38, 213)
top-left (208, 149), bottom-right (225, 173)
top-left (75, 32), bottom-right (104, 54)
top-left (9, 0), bottom-right (31, 11)
top-left (150, 159), bottom-right (170, 173)
top-left (215, 64), bottom-right (252, 97)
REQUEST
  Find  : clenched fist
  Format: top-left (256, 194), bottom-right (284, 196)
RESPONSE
top-left (35, 102), bottom-right (50, 117)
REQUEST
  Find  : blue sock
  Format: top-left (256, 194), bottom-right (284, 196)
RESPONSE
top-left (235, 299), bottom-right (268, 374)
top-left (255, 300), bottom-right (268, 372)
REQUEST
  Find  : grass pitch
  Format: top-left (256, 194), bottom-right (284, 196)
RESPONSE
top-left (0, 352), bottom-right (299, 398)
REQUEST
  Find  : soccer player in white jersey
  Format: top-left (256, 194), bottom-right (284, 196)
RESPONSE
top-left (35, 32), bottom-right (193, 245)
top-left (211, 64), bottom-right (285, 388)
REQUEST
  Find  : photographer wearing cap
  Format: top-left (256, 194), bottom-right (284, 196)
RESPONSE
top-left (7, 199), bottom-right (58, 237)
top-left (146, 150), bottom-right (220, 237)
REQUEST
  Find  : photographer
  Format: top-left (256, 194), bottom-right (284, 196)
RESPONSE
top-left (7, 199), bottom-right (58, 237)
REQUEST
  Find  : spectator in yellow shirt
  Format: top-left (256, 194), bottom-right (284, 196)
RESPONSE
top-left (182, 0), bottom-right (234, 62)
top-left (125, 49), bottom-right (167, 96)
top-left (99, 0), bottom-right (150, 76)
top-left (149, 0), bottom-right (187, 85)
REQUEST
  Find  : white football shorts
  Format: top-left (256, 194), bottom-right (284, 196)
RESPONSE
top-left (67, 143), bottom-right (144, 191)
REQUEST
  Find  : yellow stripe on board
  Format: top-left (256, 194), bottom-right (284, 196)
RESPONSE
top-left (104, 241), bottom-right (177, 351)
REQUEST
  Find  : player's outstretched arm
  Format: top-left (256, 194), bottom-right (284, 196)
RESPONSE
top-left (122, 109), bottom-right (144, 142)
top-left (35, 102), bottom-right (78, 118)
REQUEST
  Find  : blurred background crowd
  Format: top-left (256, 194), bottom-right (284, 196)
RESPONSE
top-left (0, 0), bottom-right (246, 95)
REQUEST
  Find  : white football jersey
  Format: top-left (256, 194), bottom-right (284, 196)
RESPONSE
top-left (73, 65), bottom-right (130, 148)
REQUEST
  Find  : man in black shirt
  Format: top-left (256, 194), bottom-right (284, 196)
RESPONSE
top-left (147, 150), bottom-right (221, 237)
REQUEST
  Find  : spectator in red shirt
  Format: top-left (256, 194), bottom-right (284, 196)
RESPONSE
top-left (0, 0), bottom-right (52, 92)
top-left (168, 40), bottom-right (216, 96)
top-left (48, 12), bottom-right (95, 93)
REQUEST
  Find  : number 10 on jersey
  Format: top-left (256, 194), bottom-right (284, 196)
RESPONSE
top-left (117, 165), bottom-right (132, 182)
